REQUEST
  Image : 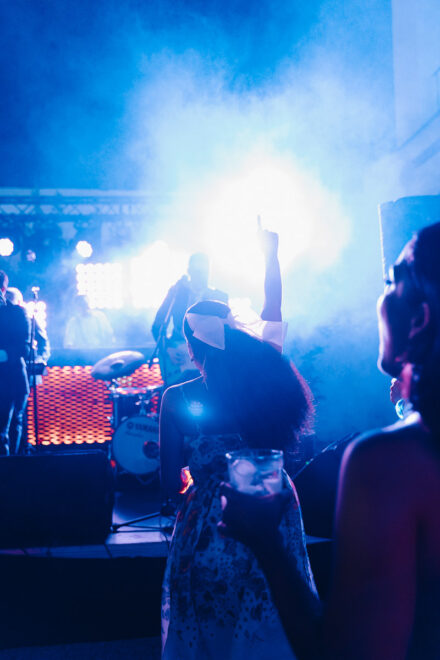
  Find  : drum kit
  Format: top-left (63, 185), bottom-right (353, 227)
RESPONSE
top-left (91, 351), bottom-right (163, 481)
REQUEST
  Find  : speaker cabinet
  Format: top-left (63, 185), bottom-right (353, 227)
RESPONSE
top-left (0, 452), bottom-right (114, 548)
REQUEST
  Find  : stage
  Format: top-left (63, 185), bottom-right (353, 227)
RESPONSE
top-left (0, 479), bottom-right (332, 653)
top-left (0, 347), bottom-right (333, 653)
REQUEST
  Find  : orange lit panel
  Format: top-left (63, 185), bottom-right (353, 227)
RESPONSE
top-left (27, 363), bottom-right (163, 446)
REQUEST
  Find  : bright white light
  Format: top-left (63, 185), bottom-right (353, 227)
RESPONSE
top-left (76, 240), bottom-right (93, 258)
top-left (130, 241), bottom-right (189, 309)
top-left (0, 238), bottom-right (14, 257)
top-left (25, 300), bottom-right (47, 330)
top-left (76, 262), bottom-right (123, 309)
top-left (229, 297), bottom-right (253, 318)
top-left (190, 152), bottom-right (350, 292)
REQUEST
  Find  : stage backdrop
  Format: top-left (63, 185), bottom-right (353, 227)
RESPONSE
top-left (27, 358), bottom-right (163, 446)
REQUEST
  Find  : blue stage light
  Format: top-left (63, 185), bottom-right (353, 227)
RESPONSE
top-left (0, 238), bottom-right (14, 257)
top-left (76, 240), bottom-right (93, 258)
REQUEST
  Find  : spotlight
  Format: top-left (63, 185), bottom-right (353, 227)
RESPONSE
top-left (25, 300), bottom-right (48, 330)
top-left (0, 238), bottom-right (14, 257)
top-left (76, 240), bottom-right (93, 258)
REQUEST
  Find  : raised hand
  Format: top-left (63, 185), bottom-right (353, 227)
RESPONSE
top-left (257, 216), bottom-right (279, 260)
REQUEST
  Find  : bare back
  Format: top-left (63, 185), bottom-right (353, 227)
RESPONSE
top-left (328, 413), bottom-right (440, 659)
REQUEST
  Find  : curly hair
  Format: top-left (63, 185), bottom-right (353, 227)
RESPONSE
top-left (407, 222), bottom-right (440, 434)
top-left (183, 300), bottom-right (313, 449)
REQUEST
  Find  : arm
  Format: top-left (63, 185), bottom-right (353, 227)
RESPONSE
top-left (259, 228), bottom-right (282, 322)
top-left (5, 306), bottom-right (31, 361)
top-left (151, 287), bottom-right (175, 341)
top-left (152, 281), bottom-right (186, 341)
top-left (325, 437), bottom-right (417, 659)
top-left (220, 484), bottom-right (323, 659)
top-left (159, 386), bottom-right (186, 503)
top-left (35, 322), bottom-right (51, 362)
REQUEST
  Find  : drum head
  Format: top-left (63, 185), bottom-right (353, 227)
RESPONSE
top-left (112, 415), bottom-right (159, 476)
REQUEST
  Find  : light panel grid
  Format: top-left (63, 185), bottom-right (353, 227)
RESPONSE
top-left (26, 363), bottom-right (163, 446)
top-left (76, 262), bottom-right (124, 309)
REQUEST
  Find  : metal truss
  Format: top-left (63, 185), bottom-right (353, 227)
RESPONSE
top-left (0, 189), bottom-right (160, 223)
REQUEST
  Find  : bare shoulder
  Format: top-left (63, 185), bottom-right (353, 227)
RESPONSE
top-left (162, 376), bottom-right (204, 406)
top-left (341, 414), bottom-right (440, 499)
top-left (161, 377), bottom-right (205, 434)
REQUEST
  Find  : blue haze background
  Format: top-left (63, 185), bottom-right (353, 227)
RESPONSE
top-left (0, 0), bottom-right (398, 444)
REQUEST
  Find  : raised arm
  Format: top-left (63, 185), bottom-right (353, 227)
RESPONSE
top-left (259, 223), bottom-right (282, 322)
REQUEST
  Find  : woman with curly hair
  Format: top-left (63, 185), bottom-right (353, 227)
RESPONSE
top-left (160, 230), bottom-right (316, 659)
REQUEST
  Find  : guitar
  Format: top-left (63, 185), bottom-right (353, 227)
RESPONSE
top-left (158, 339), bottom-right (195, 385)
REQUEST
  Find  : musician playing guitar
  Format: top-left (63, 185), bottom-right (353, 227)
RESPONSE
top-left (151, 252), bottom-right (228, 385)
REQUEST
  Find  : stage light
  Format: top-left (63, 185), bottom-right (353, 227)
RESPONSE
top-left (192, 152), bottom-right (350, 291)
top-left (76, 240), bottom-right (93, 258)
top-left (76, 262), bottom-right (123, 309)
top-left (129, 241), bottom-right (189, 309)
top-left (25, 300), bottom-right (48, 331)
top-left (0, 238), bottom-right (14, 256)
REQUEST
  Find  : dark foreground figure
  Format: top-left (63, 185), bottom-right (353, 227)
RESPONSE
top-left (221, 222), bottom-right (440, 660)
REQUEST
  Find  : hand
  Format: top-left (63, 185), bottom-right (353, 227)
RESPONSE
top-left (257, 217), bottom-right (279, 260)
top-left (218, 482), bottom-right (290, 551)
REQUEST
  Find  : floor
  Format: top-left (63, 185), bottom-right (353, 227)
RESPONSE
top-left (0, 637), bottom-right (161, 659)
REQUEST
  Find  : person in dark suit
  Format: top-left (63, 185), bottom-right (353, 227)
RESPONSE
top-left (0, 271), bottom-right (30, 455)
top-left (6, 286), bottom-right (50, 453)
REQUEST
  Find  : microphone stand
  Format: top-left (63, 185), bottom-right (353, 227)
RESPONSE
top-left (28, 287), bottom-right (40, 449)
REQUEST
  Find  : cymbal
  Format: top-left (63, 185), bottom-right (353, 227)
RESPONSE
top-left (91, 351), bottom-right (145, 380)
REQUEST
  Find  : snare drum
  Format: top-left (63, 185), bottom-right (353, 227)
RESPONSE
top-left (111, 386), bottom-right (161, 429)
top-left (112, 415), bottom-right (159, 476)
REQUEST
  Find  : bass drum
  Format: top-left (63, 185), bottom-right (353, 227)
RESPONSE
top-left (112, 415), bottom-right (159, 476)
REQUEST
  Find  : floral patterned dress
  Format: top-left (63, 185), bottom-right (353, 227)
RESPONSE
top-left (161, 432), bottom-right (317, 659)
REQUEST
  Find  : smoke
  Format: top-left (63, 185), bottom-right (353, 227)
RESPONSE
top-left (114, 9), bottom-right (393, 325)
top-left (0, 0), bottom-right (400, 441)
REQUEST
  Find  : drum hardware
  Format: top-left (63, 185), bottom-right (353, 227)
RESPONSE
top-left (91, 351), bottom-right (169, 531)
top-left (112, 414), bottom-right (160, 477)
top-left (109, 409), bottom-right (169, 533)
top-left (91, 350), bottom-right (145, 381)
top-left (107, 384), bottom-right (162, 430)
top-left (107, 384), bottom-right (163, 480)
